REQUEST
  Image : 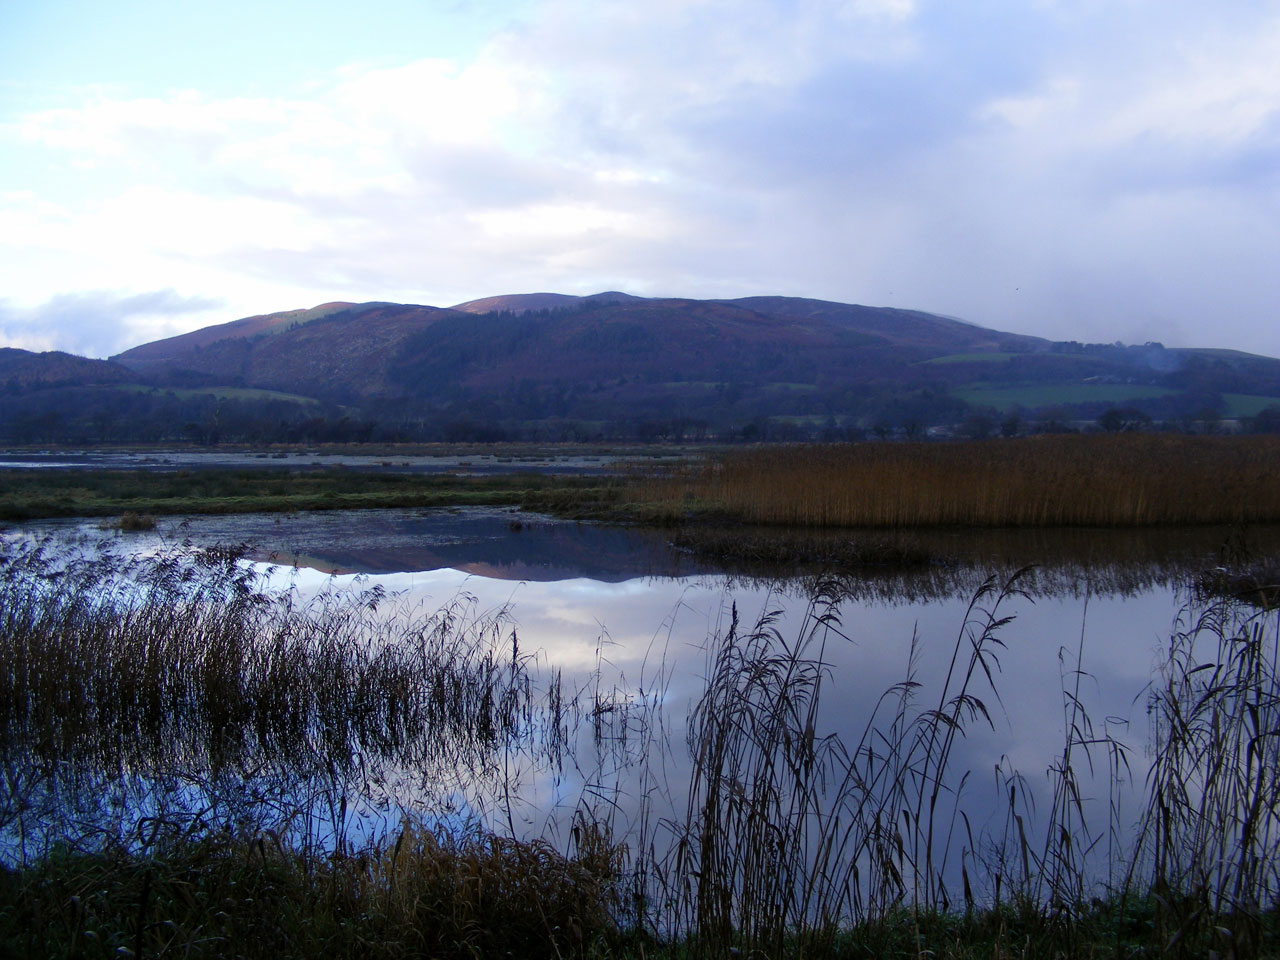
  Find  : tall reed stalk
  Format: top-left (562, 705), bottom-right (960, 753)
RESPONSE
top-left (1131, 585), bottom-right (1280, 957)
top-left (653, 571), bottom-right (1045, 957)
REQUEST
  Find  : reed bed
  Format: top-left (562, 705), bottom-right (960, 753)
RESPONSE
top-left (632, 434), bottom-right (1280, 527)
top-left (649, 572), bottom-right (1054, 957)
top-left (0, 537), bottom-right (570, 859)
top-left (1129, 584), bottom-right (1280, 957)
top-left (636, 568), bottom-right (1280, 958)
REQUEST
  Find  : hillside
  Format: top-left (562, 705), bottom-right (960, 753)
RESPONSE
top-left (112, 294), bottom-right (1043, 405)
top-left (449, 291), bottom-right (642, 314)
top-left (4, 292), bottom-right (1279, 444)
top-left (117, 302), bottom-right (399, 366)
top-left (0, 348), bottom-right (139, 388)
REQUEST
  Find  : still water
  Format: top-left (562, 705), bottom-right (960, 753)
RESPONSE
top-left (6, 507), bottom-right (1278, 902)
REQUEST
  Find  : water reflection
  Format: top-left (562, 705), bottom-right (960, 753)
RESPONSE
top-left (3, 510), bottom-right (1278, 915)
top-left (29, 507), bottom-right (1280, 600)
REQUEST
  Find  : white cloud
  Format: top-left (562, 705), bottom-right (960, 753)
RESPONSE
top-left (2, 0), bottom-right (1279, 357)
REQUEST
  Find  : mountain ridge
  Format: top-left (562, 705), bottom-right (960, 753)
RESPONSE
top-left (4, 291), bottom-right (1278, 444)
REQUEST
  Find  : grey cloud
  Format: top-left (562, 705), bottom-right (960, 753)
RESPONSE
top-left (524, 0), bottom-right (1051, 182)
top-left (482, 2), bottom-right (1280, 355)
top-left (403, 145), bottom-right (574, 210)
top-left (0, 289), bottom-right (223, 358)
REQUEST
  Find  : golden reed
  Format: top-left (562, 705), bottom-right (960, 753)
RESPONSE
top-left (632, 434), bottom-right (1280, 527)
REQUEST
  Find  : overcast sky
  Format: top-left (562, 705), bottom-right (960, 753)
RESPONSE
top-left (1, 0), bottom-right (1277, 358)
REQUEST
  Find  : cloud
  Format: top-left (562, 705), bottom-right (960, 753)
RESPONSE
top-left (2, 0), bottom-right (1279, 356)
top-left (0, 290), bottom-right (223, 358)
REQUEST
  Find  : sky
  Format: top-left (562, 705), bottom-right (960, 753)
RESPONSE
top-left (1, 0), bottom-right (1277, 359)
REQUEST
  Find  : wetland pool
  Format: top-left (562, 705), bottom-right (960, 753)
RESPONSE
top-left (5, 507), bottom-right (1279, 907)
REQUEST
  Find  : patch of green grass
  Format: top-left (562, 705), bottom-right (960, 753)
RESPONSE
top-left (1222, 392), bottom-right (1280, 417)
top-left (111, 383), bottom-right (321, 404)
top-left (954, 382), bottom-right (1179, 411)
top-left (1175, 346), bottom-right (1272, 360)
top-left (920, 351), bottom-right (1023, 365)
top-left (0, 467), bottom-right (621, 521)
top-left (770, 414), bottom-right (836, 425)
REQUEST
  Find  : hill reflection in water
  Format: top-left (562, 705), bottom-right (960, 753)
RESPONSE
top-left (60, 506), bottom-right (1280, 602)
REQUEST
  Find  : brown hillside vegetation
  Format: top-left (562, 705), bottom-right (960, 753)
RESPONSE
top-left (108, 294), bottom-right (1045, 403)
top-left (634, 434), bottom-right (1280, 527)
top-left (0, 347), bottom-right (137, 387)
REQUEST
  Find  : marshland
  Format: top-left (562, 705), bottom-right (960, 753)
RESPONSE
top-left (2, 435), bottom-right (1280, 958)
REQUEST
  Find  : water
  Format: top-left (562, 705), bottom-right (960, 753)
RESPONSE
top-left (0, 449), bottom-right (652, 474)
top-left (4, 508), bottom-right (1278, 909)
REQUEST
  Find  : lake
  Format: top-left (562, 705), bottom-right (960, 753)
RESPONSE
top-left (4, 506), bottom-right (1278, 917)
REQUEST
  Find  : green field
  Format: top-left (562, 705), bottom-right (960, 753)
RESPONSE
top-left (953, 382), bottom-right (1280, 417)
top-left (1223, 392), bottom-right (1280, 417)
top-left (920, 351), bottom-right (1022, 365)
top-left (112, 383), bottom-right (320, 405)
top-left (954, 382), bottom-right (1179, 411)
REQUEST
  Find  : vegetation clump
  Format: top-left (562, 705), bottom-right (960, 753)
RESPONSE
top-left (0, 821), bottom-right (624, 959)
top-left (97, 509), bottom-right (157, 531)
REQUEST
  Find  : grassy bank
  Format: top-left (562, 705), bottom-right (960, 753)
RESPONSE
top-left (0, 824), bottom-right (626, 960)
top-left (0, 467), bottom-right (621, 522)
top-left (2, 541), bottom-right (1278, 957)
top-left (8, 840), bottom-right (1271, 959)
top-left (631, 434), bottom-right (1280, 527)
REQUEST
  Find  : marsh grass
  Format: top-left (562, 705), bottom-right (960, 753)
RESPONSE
top-left (635, 566), bottom-right (1279, 958)
top-left (632, 435), bottom-right (1280, 528)
top-left (96, 510), bottom-right (158, 532)
top-left (1129, 583), bottom-right (1280, 957)
top-left (0, 467), bottom-right (619, 522)
top-left (0, 818), bottom-right (624, 959)
top-left (647, 572), bottom-right (1042, 959)
top-left (2, 537), bottom-right (1280, 957)
top-left (0, 537), bottom-right (575, 862)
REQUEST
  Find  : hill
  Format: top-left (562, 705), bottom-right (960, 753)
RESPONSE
top-left (0, 348), bottom-right (138, 389)
top-left (111, 294), bottom-right (1043, 405)
top-left (449, 291), bottom-right (642, 314)
top-left (4, 293), bottom-right (1279, 444)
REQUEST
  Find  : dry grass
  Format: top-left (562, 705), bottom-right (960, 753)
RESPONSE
top-left (0, 538), bottom-right (564, 859)
top-left (631, 435), bottom-right (1280, 527)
